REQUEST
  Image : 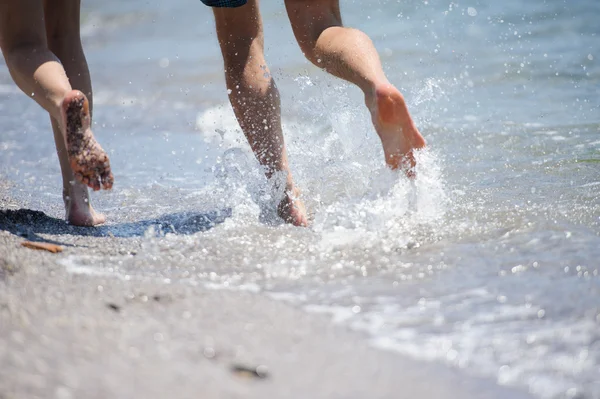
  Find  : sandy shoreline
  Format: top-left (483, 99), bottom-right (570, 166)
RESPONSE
top-left (0, 190), bottom-right (532, 399)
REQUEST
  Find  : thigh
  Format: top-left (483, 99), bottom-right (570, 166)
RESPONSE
top-left (43, 0), bottom-right (82, 40)
top-left (212, 0), bottom-right (261, 39)
top-left (212, 0), bottom-right (264, 64)
top-left (0, 0), bottom-right (47, 52)
top-left (285, 0), bottom-right (341, 25)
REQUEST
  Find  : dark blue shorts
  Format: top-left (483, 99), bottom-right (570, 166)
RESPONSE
top-left (201, 0), bottom-right (247, 7)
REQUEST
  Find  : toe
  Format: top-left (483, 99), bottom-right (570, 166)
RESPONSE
top-left (101, 171), bottom-right (114, 190)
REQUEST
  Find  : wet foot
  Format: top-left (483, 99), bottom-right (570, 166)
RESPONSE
top-left (367, 84), bottom-right (426, 176)
top-left (277, 186), bottom-right (309, 227)
top-left (61, 90), bottom-right (114, 191)
top-left (63, 186), bottom-right (106, 226)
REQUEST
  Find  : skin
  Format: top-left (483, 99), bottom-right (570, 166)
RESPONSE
top-left (0, 0), bottom-right (113, 226)
top-left (212, 0), bottom-right (426, 226)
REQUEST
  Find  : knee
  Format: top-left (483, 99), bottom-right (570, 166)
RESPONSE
top-left (45, 17), bottom-right (81, 53)
top-left (1, 41), bottom-right (56, 75)
top-left (0, 32), bottom-right (45, 56)
top-left (46, 28), bottom-right (81, 54)
top-left (285, 0), bottom-right (342, 61)
top-left (293, 25), bottom-right (338, 65)
top-left (221, 36), bottom-right (260, 64)
top-left (220, 36), bottom-right (266, 81)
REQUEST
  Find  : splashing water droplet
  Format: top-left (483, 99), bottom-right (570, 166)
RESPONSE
top-left (159, 58), bottom-right (170, 68)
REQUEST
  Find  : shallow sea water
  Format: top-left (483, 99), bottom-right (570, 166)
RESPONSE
top-left (1, 0), bottom-right (599, 398)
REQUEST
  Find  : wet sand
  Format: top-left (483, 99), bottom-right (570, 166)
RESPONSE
top-left (0, 187), bottom-right (532, 399)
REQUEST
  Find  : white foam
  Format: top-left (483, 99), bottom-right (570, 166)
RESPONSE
top-left (59, 256), bottom-right (129, 280)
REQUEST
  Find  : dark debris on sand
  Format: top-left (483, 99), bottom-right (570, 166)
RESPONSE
top-left (106, 303), bottom-right (121, 312)
top-left (230, 364), bottom-right (270, 380)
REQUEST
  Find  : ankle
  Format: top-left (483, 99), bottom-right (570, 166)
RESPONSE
top-left (51, 99), bottom-right (66, 124)
top-left (364, 80), bottom-right (396, 106)
top-left (371, 84), bottom-right (413, 127)
top-left (63, 183), bottom-right (91, 207)
top-left (375, 83), bottom-right (404, 102)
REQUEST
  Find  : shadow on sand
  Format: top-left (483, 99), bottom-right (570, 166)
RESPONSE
top-left (0, 208), bottom-right (232, 244)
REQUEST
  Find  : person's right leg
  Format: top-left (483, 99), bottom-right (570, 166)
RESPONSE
top-left (212, 0), bottom-right (307, 226)
top-left (285, 0), bottom-right (426, 174)
top-left (0, 0), bottom-right (113, 226)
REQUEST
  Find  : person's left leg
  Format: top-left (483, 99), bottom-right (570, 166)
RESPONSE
top-left (43, 0), bottom-right (112, 226)
top-left (0, 0), bottom-right (113, 226)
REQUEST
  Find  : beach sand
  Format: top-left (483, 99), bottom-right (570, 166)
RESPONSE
top-left (0, 187), bottom-right (532, 399)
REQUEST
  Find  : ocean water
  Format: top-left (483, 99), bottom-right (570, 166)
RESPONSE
top-left (1, 0), bottom-right (599, 398)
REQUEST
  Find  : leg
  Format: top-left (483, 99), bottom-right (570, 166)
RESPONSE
top-left (44, 0), bottom-right (114, 225)
top-left (212, 0), bottom-right (307, 226)
top-left (0, 0), bottom-right (68, 120)
top-left (285, 0), bottom-right (426, 174)
top-left (0, 0), bottom-right (113, 226)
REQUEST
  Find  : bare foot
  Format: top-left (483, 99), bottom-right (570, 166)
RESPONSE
top-left (277, 186), bottom-right (309, 227)
top-left (63, 186), bottom-right (106, 227)
top-left (367, 84), bottom-right (426, 177)
top-left (61, 90), bottom-right (114, 191)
